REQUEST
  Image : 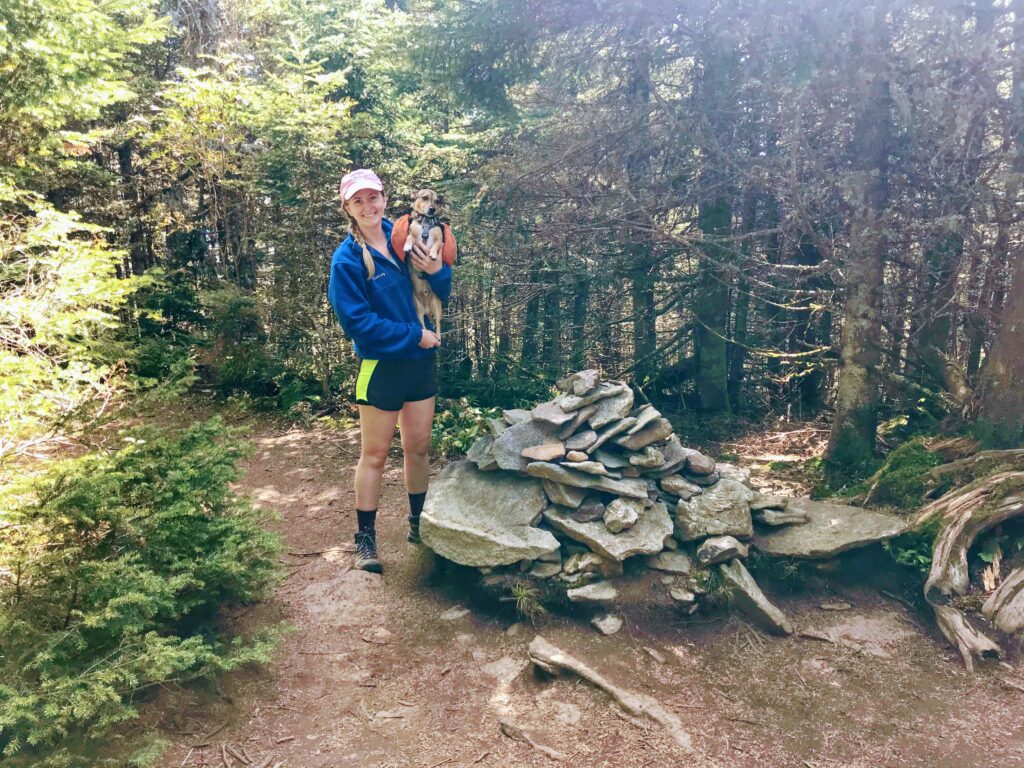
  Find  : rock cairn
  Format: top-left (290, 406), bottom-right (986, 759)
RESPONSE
top-left (421, 370), bottom-right (901, 636)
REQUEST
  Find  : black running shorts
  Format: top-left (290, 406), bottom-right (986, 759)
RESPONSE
top-left (354, 357), bottom-right (437, 412)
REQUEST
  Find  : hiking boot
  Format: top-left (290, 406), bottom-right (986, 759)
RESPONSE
top-left (354, 530), bottom-right (382, 573)
top-left (407, 516), bottom-right (421, 545)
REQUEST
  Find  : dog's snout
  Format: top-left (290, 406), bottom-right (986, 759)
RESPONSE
top-left (427, 206), bottom-right (436, 216)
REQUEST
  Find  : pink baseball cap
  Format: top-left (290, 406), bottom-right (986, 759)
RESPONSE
top-left (339, 168), bottom-right (384, 201)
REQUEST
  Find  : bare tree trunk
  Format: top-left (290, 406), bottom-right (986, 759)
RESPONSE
top-left (571, 274), bottom-right (589, 371)
top-left (693, 44), bottom-right (734, 413)
top-left (826, 12), bottom-right (892, 477)
top-left (541, 265), bottom-right (560, 376)
top-left (520, 258), bottom-right (542, 366)
top-left (976, 0), bottom-right (1024, 446)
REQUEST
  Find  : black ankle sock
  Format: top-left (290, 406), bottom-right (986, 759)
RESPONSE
top-left (408, 492), bottom-right (426, 521)
top-left (356, 509), bottom-right (377, 533)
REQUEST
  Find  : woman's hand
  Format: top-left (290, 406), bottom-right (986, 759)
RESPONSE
top-left (418, 328), bottom-right (441, 348)
top-left (409, 240), bottom-right (442, 275)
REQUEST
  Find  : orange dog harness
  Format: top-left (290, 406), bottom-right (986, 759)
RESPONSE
top-left (390, 214), bottom-right (458, 266)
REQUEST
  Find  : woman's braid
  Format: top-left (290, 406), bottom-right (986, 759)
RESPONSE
top-left (345, 210), bottom-right (377, 279)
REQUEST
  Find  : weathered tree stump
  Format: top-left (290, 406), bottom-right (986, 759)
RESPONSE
top-left (914, 470), bottom-right (1024, 670)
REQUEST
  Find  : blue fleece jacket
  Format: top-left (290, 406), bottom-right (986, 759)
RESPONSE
top-left (328, 218), bottom-right (452, 360)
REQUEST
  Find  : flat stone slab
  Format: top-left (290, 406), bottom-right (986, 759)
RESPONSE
top-left (674, 478), bottom-right (754, 541)
top-left (650, 436), bottom-right (689, 477)
top-left (557, 369), bottom-right (600, 396)
top-left (754, 508), bottom-right (808, 527)
top-left (543, 502), bottom-right (673, 561)
top-left (626, 404), bottom-right (662, 435)
top-left (421, 461), bottom-right (559, 567)
top-left (468, 435), bottom-right (498, 471)
top-left (503, 408), bottom-right (532, 424)
top-left (697, 535), bottom-right (748, 565)
top-left (615, 417), bottom-right (673, 451)
top-left (559, 404), bottom-right (599, 439)
top-left (566, 430), bottom-right (598, 452)
top-left (492, 419), bottom-right (560, 472)
top-left (526, 461), bottom-right (649, 499)
top-left (593, 448), bottom-right (630, 469)
top-left (543, 480), bottom-right (587, 508)
top-left (683, 449), bottom-right (717, 476)
top-left (560, 382), bottom-right (627, 412)
top-left (752, 498), bottom-right (909, 559)
top-left (645, 550), bottom-right (692, 575)
top-left (567, 580), bottom-right (618, 604)
top-left (716, 462), bottom-right (752, 488)
top-left (521, 442), bottom-right (566, 462)
top-left (589, 388), bottom-right (636, 429)
top-left (628, 446), bottom-right (664, 468)
top-left (532, 399), bottom-right (576, 427)
top-left (660, 474), bottom-right (703, 500)
top-left (589, 417), bottom-right (637, 451)
top-left (719, 559), bottom-right (794, 635)
top-left (562, 460), bottom-right (615, 476)
top-left (750, 493), bottom-right (789, 511)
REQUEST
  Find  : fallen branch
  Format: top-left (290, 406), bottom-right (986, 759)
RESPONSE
top-left (189, 720), bottom-right (229, 748)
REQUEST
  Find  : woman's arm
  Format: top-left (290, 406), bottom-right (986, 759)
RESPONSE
top-left (328, 258), bottom-right (422, 356)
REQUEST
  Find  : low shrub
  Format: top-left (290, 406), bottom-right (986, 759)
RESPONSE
top-left (430, 397), bottom-right (501, 459)
top-left (0, 418), bottom-right (281, 766)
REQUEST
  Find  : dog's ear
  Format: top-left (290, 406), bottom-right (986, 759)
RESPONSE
top-left (436, 194), bottom-right (446, 208)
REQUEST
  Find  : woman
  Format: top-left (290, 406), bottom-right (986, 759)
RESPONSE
top-left (327, 169), bottom-right (451, 573)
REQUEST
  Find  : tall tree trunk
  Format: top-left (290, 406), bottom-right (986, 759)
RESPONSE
top-left (916, 231), bottom-right (963, 391)
top-left (541, 265), bottom-right (561, 376)
top-left (728, 187), bottom-right (756, 410)
top-left (976, 0), bottom-right (1024, 446)
top-left (826, 13), bottom-right (892, 476)
top-left (571, 274), bottom-right (589, 371)
top-left (493, 281), bottom-right (512, 379)
top-left (693, 44), bottom-right (734, 413)
top-left (695, 196), bottom-right (732, 412)
top-left (520, 259), bottom-right (542, 366)
top-left (626, 33), bottom-right (657, 386)
top-left (792, 233), bottom-right (827, 415)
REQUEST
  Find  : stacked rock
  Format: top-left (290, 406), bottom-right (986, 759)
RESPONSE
top-left (421, 370), bottom-right (809, 636)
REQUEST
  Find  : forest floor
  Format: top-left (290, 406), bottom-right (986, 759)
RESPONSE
top-left (149, 410), bottom-right (1024, 768)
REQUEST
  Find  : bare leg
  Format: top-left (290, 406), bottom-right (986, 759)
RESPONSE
top-left (398, 396), bottom-right (436, 494)
top-left (355, 405), bottom-right (401, 511)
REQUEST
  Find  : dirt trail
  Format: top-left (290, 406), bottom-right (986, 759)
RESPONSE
top-left (155, 420), bottom-right (1024, 768)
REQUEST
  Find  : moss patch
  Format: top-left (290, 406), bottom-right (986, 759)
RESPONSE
top-left (865, 439), bottom-right (942, 509)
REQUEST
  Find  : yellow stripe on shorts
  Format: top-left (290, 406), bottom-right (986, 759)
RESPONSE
top-left (356, 359), bottom-right (378, 402)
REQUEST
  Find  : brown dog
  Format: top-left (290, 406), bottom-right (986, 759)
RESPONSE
top-left (404, 189), bottom-right (445, 335)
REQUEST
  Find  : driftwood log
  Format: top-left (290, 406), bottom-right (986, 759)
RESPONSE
top-left (914, 470), bottom-right (1024, 670)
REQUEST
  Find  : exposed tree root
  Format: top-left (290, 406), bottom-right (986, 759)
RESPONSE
top-left (527, 635), bottom-right (693, 752)
top-left (914, 471), bottom-right (1024, 670)
top-left (982, 567), bottom-right (1024, 635)
top-left (925, 450), bottom-right (1024, 496)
